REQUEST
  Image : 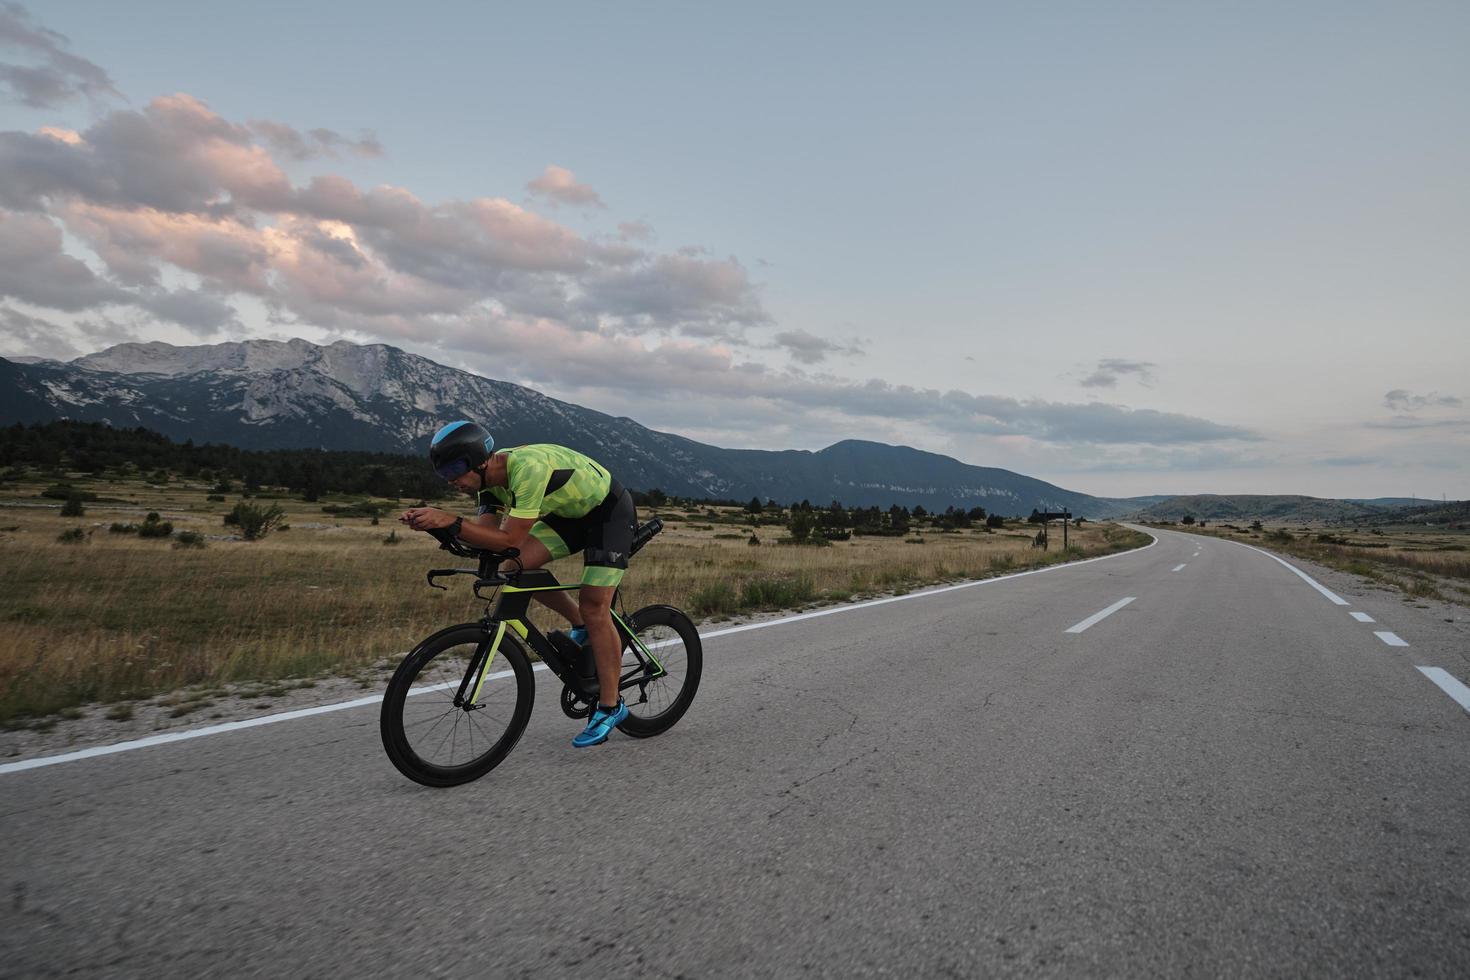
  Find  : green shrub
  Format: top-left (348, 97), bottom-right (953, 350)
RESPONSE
top-left (382, 530), bottom-right (400, 545)
top-left (740, 575), bottom-right (815, 609)
top-left (690, 581), bottom-right (739, 617)
top-left (225, 501), bottom-right (286, 540)
top-left (137, 513), bottom-right (174, 538)
top-left (57, 528), bottom-right (86, 544)
top-left (60, 494), bottom-right (86, 517)
top-left (109, 522), bottom-right (138, 534)
top-left (173, 531), bottom-right (206, 549)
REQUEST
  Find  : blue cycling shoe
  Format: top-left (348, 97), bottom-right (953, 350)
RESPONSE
top-left (572, 699), bottom-right (628, 748)
top-left (568, 625), bottom-right (588, 646)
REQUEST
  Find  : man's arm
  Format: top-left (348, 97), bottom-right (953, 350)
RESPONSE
top-left (400, 507), bottom-right (536, 551)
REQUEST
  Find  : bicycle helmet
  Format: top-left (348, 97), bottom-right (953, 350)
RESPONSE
top-left (428, 420), bottom-right (494, 480)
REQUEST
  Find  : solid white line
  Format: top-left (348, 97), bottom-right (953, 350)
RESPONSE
top-left (0, 666), bottom-right (544, 776)
top-left (1375, 631), bottom-right (1409, 647)
top-left (1223, 539), bottom-right (1349, 605)
top-left (1417, 667), bottom-right (1470, 713)
top-left (1172, 563), bottom-right (1187, 572)
top-left (1065, 597), bottom-right (1136, 634)
top-left (2, 534), bottom-right (1162, 775)
top-left (1350, 611), bottom-right (1375, 623)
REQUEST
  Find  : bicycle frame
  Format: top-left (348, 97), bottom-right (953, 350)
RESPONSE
top-left (454, 567), bottom-right (669, 709)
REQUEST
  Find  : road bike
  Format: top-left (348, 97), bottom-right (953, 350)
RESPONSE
top-left (380, 518), bottom-right (702, 787)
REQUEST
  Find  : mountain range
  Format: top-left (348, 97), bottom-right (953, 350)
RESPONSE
top-left (4, 340), bottom-right (1453, 523)
top-left (1, 339), bottom-right (1149, 517)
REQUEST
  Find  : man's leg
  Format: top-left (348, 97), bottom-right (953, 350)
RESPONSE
top-left (577, 584), bottom-right (620, 707)
top-left (501, 537), bottom-right (580, 625)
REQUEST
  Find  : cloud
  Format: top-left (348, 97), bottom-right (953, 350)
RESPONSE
top-left (1383, 388), bottom-right (1462, 411)
top-left (768, 329), bottom-right (864, 365)
top-left (1079, 358), bottom-right (1156, 389)
top-left (398, 313), bottom-right (1255, 448)
top-left (248, 120), bottom-right (383, 161)
top-left (0, 304), bottom-right (80, 359)
top-left (0, 2), bottom-right (121, 108)
top-left (526, 165), bottom-right (605, 208)
top-left (0, 10), bottom-right (1260, 460)
top-left (0, 209), bottom-right (131, 309)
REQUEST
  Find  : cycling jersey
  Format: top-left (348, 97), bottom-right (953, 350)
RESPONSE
top-left (475, 444), bottom-right (612, 521)
top-left (475, 444), bottom-right (633, 588)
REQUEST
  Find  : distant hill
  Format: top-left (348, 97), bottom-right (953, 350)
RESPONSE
top-left (0, 340), bottom-right (1139, 517)
top-left (1130, 494), bottom-right (1388, 523)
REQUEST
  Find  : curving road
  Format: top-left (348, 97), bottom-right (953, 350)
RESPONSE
top-left (3, 527), bottom-right (1468, 978)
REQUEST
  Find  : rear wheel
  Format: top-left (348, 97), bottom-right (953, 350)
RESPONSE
top-left (616, 605), bottom-right (701, 738)
top-left (380, 624), bottom-right (535, 787)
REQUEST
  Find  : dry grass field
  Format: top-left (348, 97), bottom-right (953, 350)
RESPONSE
top-left (0, 471), bottom-right (1148, 724)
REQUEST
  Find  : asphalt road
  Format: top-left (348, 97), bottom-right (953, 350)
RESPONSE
top-left (4, 527), bottom-right (1468, 978)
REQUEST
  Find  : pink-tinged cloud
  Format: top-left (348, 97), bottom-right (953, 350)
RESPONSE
top-left (526, 165), bottom-right (605, 208)
top-left (63, 202), bottom-right (275, 293)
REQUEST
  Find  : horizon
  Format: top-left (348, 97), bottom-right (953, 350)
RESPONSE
top-left (1, 2), bottom-right (1466, 499)
top-left (7, 336), bottom-right (1463, 505)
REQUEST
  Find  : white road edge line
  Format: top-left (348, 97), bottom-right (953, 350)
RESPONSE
top-left (1, 532), bottom-right (1161, 776)
top-left (1222, 538), bottom-right (1349, 605)
top-left (1172, 563), bottom-right (1187, 572)
top-left (1375, 631), bottom-right (1409, 647)
top-left (0, 666), bottom-right (550, 776)
top-left (1417, 667), bottom-right (1470, 713)
top-left (1351, 611), bottom-right (1375, 623)
top-left (1065, 597), bottom-right (1136, 634)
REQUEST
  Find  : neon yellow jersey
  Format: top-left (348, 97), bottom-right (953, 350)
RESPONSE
top-left (475, 444), bottom-right (613, 521)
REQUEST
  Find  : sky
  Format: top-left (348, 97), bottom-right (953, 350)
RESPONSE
top-left (0, 0), bottom-right (1466, 500)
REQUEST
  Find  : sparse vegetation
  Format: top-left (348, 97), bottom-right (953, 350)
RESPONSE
top-left (224, 501), bottom-right (285, 540)
top-left (0, 466), bottom-right (1150, 723)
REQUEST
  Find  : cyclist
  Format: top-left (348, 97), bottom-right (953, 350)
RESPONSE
top-left (400, 420), bottom-right (636, 748)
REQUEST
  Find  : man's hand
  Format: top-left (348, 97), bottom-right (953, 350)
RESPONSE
top-left (399, 507), bottom-right (457, 531)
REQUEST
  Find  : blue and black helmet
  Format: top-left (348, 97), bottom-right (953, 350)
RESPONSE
top-left (428, 420), bottom-right (494, 481)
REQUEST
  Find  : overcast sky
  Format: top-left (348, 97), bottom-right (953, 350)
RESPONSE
top-left (1, 0), bottom-right (1466, 499)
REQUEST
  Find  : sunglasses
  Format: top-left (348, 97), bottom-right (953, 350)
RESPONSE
top-left (435, 458), bottom-right (474, 481)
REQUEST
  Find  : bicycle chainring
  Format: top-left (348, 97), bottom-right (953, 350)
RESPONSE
top-left (560, 685), bottom-right (593, 719)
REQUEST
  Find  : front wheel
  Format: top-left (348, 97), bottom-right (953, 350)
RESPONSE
top-left (616, 605), bottom-right (702, 738)
top-left (380, 623), bottom-right (535, 787)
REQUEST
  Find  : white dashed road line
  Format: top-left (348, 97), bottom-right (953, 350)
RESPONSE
top-left (1417, 667), bottom-right (1470, 713)
top-left (1375, 631), bottom-right (1409, 648)
top-left (3, 536), bottom-right (1163, 776)
top-left (1172, 563), bottom-right (1187, 572)
top-left (1351, 612), bottom-right (1376, 623)
top-left (1065, 597), bottom-right (1136, 634)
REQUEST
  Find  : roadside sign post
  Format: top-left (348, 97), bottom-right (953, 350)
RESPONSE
top-left (1038, 511), bottom-right (1071, 549)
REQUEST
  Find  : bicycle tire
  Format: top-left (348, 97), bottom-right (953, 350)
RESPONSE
top-left (616, 605), bottom-right (702, 738)
top-left (380, 623), bottom-right (535, 787)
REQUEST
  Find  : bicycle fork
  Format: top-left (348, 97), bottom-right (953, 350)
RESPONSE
top-left (454, 621), bottom-right (509, 709)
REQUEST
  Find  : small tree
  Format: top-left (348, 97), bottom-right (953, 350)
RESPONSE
top-left (745, 496), bottom-right (764, 515)
top-left (788, 509), bottom-right (816, 544)
top-left (1182, 514), bottom-right (1196, 525)
top-left (138, 512), bottom-right (174, 538)
top-left (226, 501), bottom-right (286, 541)
top-left (986, 514), bottom-right (1005, 529)
top-left (60, 493), bottom-right (85, 517)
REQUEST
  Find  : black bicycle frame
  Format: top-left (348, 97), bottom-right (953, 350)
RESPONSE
top-left (452, 567), bottom-right (667, 709)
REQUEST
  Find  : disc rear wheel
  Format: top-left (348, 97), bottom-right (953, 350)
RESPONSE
top-left (616, 605), bottom-right (701, 738)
